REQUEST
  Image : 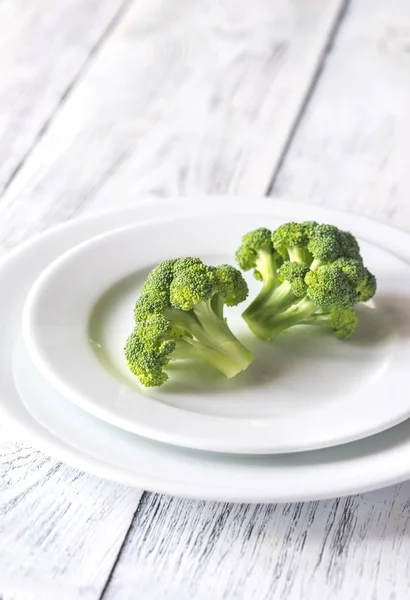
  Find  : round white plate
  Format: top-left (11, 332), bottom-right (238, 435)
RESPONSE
top-left (2, 197), bottom-right (410, 501)
top-left (23, 209), bottom-right (410, 454)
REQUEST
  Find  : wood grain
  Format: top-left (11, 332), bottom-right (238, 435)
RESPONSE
top-left (0, 0), bottom-right (345, 249)
top-left (0, 424), bottom-right (141, 600)
top-left (102, 484), bottom-right (410, 600)
top-left (273, 0), bottom-right (410, 232)
top-left (0, 0), bottom-right (129, 197)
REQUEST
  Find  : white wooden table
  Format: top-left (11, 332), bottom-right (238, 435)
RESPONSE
top-left (1, 1), bottom-right (410, 598)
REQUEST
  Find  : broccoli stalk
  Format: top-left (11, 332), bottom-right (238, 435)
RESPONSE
top-left (236, 222), bottom-right (377, 341)
top-left (299, 308), bottom-right (359, 339)
top-left (234, 228), bottom-right (282, 318)
top-left (243, 297), bottom-right (317, 341)
top-left (166, 300), bottom-right (253, 378)
top-left (125, 259), bottom-right (254, 387)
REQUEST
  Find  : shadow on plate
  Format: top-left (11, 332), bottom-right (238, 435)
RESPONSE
top-left (159, 301), bottom-right (393, 395)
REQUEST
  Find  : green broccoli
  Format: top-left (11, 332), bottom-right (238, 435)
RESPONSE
top-left (236, 221), bottom-right (376, 341)
top-left (271, 221), bottom-right (317, 264)
top-left (234, 227), bottom-right (282, 312)
top-left (125, 258), bottom-right (254, 387)
top-left (299, 308), bottom-right (359, 340)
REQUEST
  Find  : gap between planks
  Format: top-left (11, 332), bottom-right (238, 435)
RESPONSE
top-left (266, 0), bottom-right (351, 195)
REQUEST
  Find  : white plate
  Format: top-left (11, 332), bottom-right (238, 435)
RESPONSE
top-left (2, 198), bottom-right (410, 502)
top-left (23, 210), bottom-right (410, 454)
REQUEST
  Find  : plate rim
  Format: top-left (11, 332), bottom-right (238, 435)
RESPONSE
top-left (1, 197), bottom-right (410, 502)
top-left (21, 206), bottom-right (410, 454)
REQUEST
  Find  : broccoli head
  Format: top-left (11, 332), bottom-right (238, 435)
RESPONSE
top-left (307, 224), bottom-right (362, 268)
top-left (125, 258), bottom-right (254, 387)
top-left (236, 221), bottom-right (377, 341)
top-left (272, 221), bottom-right (317, 264)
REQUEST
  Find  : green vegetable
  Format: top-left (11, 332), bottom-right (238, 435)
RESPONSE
top-left (236, 221), bottom-right (376, 341)
top-left (125, 258), bottom-right (254, 387)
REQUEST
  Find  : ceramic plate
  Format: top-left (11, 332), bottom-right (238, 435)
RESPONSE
top-left (1, 198), bottom-right (410, 501)
top-left (23, 209), bottom-right (410, 454)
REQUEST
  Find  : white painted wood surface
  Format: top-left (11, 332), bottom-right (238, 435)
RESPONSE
top-left (104, 485), bottom-right (410, 600)
top-left (1, 0), bottom-right (410, 599)
top-left (273, 0), bottom-right (410, 231)
top-left (0, 0), bottom-right (129, 197)
top-left (0, 0), bottom-right (345, 249)
top-left (0, 424), bottom-right (141, 600)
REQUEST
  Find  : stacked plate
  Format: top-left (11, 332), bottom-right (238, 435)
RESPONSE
top-left (2, 197), bottom-right (410, 503)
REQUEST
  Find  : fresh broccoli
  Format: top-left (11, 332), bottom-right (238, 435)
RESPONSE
top-left (234, 228), bottom-right (282, 313)
top-left (300, 308), bottom-right (359, 340)
top-left (236, 221), bottom-right (376, 341)
top-left (125, 258), bottom-right (254, 387)
top-left (271, 221), bottom-right (317, 264)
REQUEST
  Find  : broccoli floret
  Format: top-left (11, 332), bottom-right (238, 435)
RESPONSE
top-left (125, 258), bottom-right (254, 387)
top-left (278, 262), bottom-right (310, 298)
top-left (331, 258), bottom-right (377, 303)
top-left (307, 224), bottom-right (362, 270)
top-left (272, 221), bottom-right (317, 264)
top-left (235, 227), bottom-right (278, 280)
top-left (236, 221), bottom-right (376, 341)
top-left (305, 265), bottom-right (357, 310)
top-left (356, 269), bottom-right (377, 303)
top-left (302, 308), bottom-right (359, 339)
top-left (212, 264), bottom-right (249, 317)
top-left (235, 228), bottom-right (283, 317)
top-left (140, 259), bottom-right (175, 292)
top-left (125, 315), bottom-right (175, 387)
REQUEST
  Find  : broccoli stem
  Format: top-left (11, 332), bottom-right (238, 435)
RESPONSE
top-left (172, 339), bottom-right (251, 378)
top-left (309, 258), bottom-right (323, 271)
top-left (287, 247), bottom-right (312, 265)
top-left (165, 307), bottom-right (205, 341)
top-left (297, 313), bottom-right (336, 334)
top-left (242, 250), bottom-right (281, 316)
top-left (256, 281), bottom-right (297, 312)
top-left (243, 297), bottom-right (317, 341)
top-left (300, 313), bottom-right (332, 326)
top-left (168, 300), bottom-right (254, 378)
top-left (242, 280), bottom-right (297, 327)
top-left (211, 293), bottom-right (225, 319)
top-left (299, 310), bottom-right (358, 340)
top-left (194, 300), bottom-right (253, 370)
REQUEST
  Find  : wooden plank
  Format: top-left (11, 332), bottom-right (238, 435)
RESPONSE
top-left (102, 485), bottom-right (410, 600)
top-left (0, 422), bottom-right (141, 600)
top-left (0, 0), bottom-right (130, 196)
top-left (0, 0), bottom-right (346, 250)
top-left (272, 0), bottom-right (410, 232)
